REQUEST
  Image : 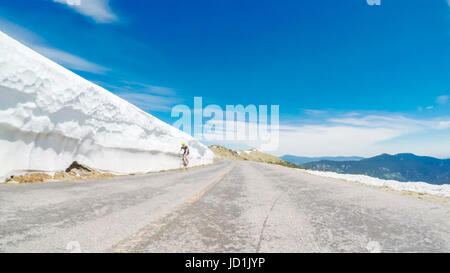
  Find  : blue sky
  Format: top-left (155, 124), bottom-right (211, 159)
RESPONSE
top-left (1, 0), bottom-right (450, 157)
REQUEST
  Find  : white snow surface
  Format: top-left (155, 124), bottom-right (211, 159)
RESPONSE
top-left (237, 149), bottom-right (257, 155)
top-left (0, 30), bottom-right (214, 181)
top-left (302, 169), bottom-right (450, 198)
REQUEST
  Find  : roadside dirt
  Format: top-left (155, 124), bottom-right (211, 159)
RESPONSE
top-left (5, 161), bottom-right (116, 184)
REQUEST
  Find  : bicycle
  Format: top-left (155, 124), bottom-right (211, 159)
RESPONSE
top-left (180, 152), bottom-right (189, 168)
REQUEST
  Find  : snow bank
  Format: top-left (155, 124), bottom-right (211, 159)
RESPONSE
top-left (0, 30), bottom-right (214, 181)
top-left (302, 169), bottom-right (450, 198)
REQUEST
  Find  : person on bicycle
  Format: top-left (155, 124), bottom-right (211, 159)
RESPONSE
top-left (180, 142), bottom-right (190, 166)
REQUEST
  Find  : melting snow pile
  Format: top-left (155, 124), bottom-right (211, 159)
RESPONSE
top-left (303, 169), bottom-right (450, 198)
top-left (0, 30), bottom-right (214, 181)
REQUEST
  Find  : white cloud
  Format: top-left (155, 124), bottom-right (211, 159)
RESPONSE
top-left (274, 113), bottom-right (450, 158)
top-left (304, 109), bottom-right (327, 116)
top-left (118, 81), bottom-right (176, 96)
top-left (436, 95), bottom-right (449, 105)
top-left (116, 92), bottom-right (182, 112)
top-left (147, 86), bottom-right (176, 96)
top-left (0, 18), bottom-right (42, 45)
top-left (53, 0), bottom-right (117, 23)
top-left (91, 80), bottom-right (182, 113)
top-left (203, 110), bottom-right (450, 158)
top-left (277, 124), bottom-right (402, 157)
top-left (54, 0), bottom-right (81, 5)
top-left (329, 114), bottom-right (450, 131)
top-left (33, 45), bottom-right (108, 74)
top-left (0, 19), bottom-right (108, 74)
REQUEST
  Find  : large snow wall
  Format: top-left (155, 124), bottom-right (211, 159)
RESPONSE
top-left (0, 30), bottom-right (214, 181)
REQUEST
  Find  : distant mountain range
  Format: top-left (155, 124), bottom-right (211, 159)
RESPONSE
top-left (280, 155), bottom-right (364, 165)
top-left (302, 153), bottom-right (450, 185)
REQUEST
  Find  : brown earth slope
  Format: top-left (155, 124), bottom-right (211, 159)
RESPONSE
top-left (209, 145), bottom-right (302, 169)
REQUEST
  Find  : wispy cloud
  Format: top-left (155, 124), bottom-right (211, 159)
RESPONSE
top-left (436, 95), bottom-right (449, 105)
top-left (203, 110), bottom-right (450, 158)
top-left (118, 81), bottom-right (176, 96)
top-left (328, 114), bottom-right (450, 130)
top-left (0, 19), bottom-right (108, 74)
top-left (275, 112), bottom-right (450, 158)
top-left (53, 0), bottom-right (118, 23)
top-left (32, 45), bottom-right (108, 74)
top-left (95, 80), bottom-right (182, 113)
top-left (0, 18), bottom-right (41, 46)
top-left (418, 94), bottom-right (449, 111)
top-left (116, 92), bottom-right (182, 112)
top-left (304, 109), bottom-right (327, 116)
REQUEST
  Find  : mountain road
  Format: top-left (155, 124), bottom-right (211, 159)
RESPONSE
top-left (1, 160), bottom-right (449, 253)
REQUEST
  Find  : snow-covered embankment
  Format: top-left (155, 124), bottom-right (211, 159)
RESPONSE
top-left (0, 30), bottom-right (214, 181)
top-left (302, 169), bottom-right (450, 198)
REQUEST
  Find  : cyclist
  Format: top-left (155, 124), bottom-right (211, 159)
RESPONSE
top-left (180, 142), bottom-right (190, 166)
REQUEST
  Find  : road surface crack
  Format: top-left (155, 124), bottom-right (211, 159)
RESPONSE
top-left (255, 192), bottom-right (285, 253)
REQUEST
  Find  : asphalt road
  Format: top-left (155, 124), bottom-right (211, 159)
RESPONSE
top-left (1, 160), bottom-right (449, 253)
